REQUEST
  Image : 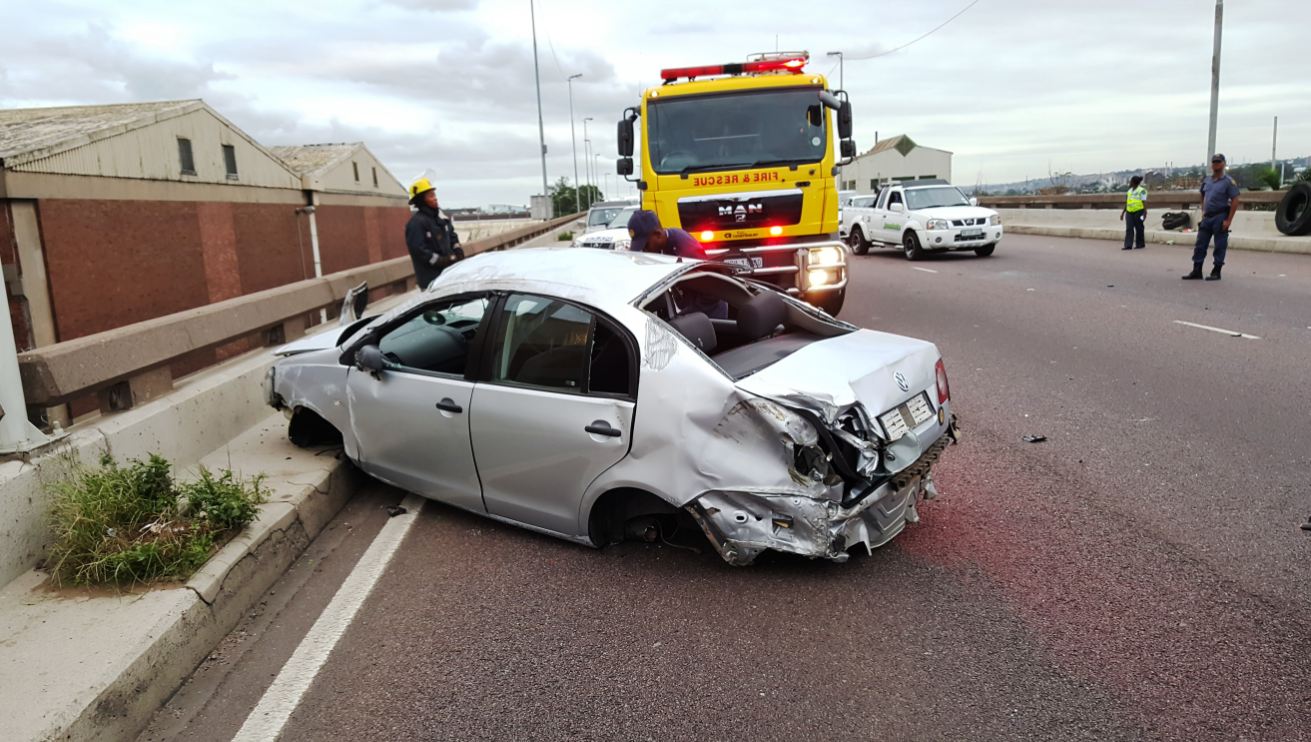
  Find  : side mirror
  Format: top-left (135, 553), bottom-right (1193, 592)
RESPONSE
top-left (840, 140), bottom-right (856, 159)
top-left (837, 100), bottom-right (853, 141)
top-left (969, 196), bottom-right (979, 207)
top-left (617, 115), bottom-right (634, 157)
top-left (617, 157), bottom-right (634, 176)
top-left (355, 344), bottom-right (386, 375)
top-left (890, 203), bottom-right (905, 213)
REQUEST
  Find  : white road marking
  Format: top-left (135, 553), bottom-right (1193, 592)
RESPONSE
top-left (231, 494), bottom-right (425, 741)
top-left (1172, 320), bottom-right (1261, 340)
top-left (911, 267), bottom-right (938, 274)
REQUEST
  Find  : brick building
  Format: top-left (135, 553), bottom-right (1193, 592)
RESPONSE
top-left (0, 100), bottom-right (411, 356)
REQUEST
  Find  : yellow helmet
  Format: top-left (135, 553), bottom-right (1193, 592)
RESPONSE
top-left (408, 177), bottom-right (436, 202)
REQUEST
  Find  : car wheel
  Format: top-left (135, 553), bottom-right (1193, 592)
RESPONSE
top-left (974, 243), bottom-right (996, 257)
top-left (808, 289), bottom-right (845, 316)
top-left (902, 231), bottom-right (925, 261)
top-left (848, 227), bottom-right (870, 255)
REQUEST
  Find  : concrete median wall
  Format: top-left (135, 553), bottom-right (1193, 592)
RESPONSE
top-left (998, 207), bottom-right (1311, 255)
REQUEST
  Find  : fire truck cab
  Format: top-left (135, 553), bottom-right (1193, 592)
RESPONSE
top-left (617, 52), bottom-right (857, 316)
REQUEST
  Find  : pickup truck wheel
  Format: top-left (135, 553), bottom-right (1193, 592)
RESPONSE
top-left (808, 289), bottom-right (845, 316)
top-left (847, 227), bottom-right (870, 255)
top-left (902, 231), bottom-right (925, 261)
top-left (974, 243), bottom-right (996, 257)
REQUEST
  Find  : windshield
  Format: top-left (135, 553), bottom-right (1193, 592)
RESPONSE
top-left (587, 207), bottom-right (624, 227)
top-left (905, 186), bottom-right (970, 210)
top-left (647, 87), bottom-right (827, 175)
top-left (608, 207), bottom-right (637, 228)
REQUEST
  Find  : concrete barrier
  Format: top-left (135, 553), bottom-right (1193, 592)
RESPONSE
top-left (997, 207), bottom-right (1311, 255)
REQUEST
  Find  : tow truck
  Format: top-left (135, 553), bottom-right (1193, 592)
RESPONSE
top-left (616, 52), bottom-right (857, 315)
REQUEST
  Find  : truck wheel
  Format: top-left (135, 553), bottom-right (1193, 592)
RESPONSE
top-left (902, 232), bottom-right (925, 261)
top-left (809, 289), bottom-right (845, 316)
top-left (1275, 183), bottom-right (1311, 236)
top-left (974, 243), bottom-right (996, 257)
top-left (847, 227), bottom-right (870, 255)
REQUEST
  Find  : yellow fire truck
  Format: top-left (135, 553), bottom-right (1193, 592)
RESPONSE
top-left (616, 51), bottom-right (856, 315)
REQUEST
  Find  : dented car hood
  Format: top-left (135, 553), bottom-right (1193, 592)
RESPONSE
top-left (732, 329), bottom-right (941, 422)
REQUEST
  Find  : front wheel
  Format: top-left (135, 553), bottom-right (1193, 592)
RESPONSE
top-left (974, 243), bottom-right (996, 257)
top-left (847, 227), bottom-right (870, 255)
top-left (902, 231), bottom-right (925, 261)
top-left (808, 289), bottom-right (845, 317)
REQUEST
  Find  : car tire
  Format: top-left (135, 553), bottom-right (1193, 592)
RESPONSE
top-left (902, 231), bottom-right (925, 261)
top-left (974, 243), bottom-right (996, 257)
top-left (848, 227), bottom-right (870, 255)
top-left (1275, 183), bottom-right (1311, 236)
top-left (809, 288), bottom-right (845, 316)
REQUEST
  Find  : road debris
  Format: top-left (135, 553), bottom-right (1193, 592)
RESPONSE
top-left (1023, 435), bottom-right (1048, 443)
top-left (385, 505), bottom-right (407, 517)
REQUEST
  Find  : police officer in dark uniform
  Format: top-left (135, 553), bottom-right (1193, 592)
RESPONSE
top-left (1184, 153), bottom-right (1240, 281)
top-left (405, 177), bottom-right (464, 288)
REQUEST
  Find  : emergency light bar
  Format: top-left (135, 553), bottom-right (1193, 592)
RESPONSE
top-left (660, 54), bottom-right (808, 82)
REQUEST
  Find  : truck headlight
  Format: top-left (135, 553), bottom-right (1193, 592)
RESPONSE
top-left (926, 218), bottom-right (951, 230)
top-left (989, 215), bottom-right (1002, 226)
top-left (808, 246), bottom-right (843, 266)
top-left (808, 269), bottom-right (834, 288)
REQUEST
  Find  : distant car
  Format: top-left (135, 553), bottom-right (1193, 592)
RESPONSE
top-left (581, 200), bottom-right (637, 235)
top-left (573, 206), bottom-right (638, 249)
top-left (265, 248), bottom-right (957, 565)
top-left (843, 180), bottom-right (1003, 259)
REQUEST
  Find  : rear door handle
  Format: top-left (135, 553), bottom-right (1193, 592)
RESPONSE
top-left (436, 398), bottom-right (463, 414)
top-left (585, 421), bottom-right (622, 438)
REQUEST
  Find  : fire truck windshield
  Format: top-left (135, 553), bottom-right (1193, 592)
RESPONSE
top-left (647, 87), bottom-right (827, 175)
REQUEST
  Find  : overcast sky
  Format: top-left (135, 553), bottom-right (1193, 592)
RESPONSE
top-left (1, 0), bottom-right (1305, 207)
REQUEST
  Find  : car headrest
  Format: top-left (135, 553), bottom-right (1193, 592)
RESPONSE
top-left (737, 291), bottom-right (787, 341)
top-left (669, 312), bottom-right (717, 354)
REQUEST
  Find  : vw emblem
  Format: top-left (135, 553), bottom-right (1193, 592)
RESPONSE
top-left (894, 371), bottom-right (909, 392)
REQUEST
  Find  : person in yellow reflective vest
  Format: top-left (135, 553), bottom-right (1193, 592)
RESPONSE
top-left (1120, 175), bottom-right (1147, 250)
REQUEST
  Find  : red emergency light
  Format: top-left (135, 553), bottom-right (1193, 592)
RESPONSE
top-left (660, 55), bottom-right (808, 82)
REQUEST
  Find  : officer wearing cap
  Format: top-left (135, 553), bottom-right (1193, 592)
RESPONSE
top-left (1120, 175), bottom-right (1147, 250)
top-left (405, 177), bottom-right (464, 288)
top-left (1184, 154), bottom-right (1240, 281)
top-left (627, 209), bottom-right (708, 259)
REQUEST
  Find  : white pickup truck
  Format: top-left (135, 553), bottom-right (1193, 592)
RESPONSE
top-left (842, 181), bottom-right (1003, 260)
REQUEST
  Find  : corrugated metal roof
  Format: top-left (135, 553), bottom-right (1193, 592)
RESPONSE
top-left (269, 143), bottom-right (362, 176)
top-left (859, 134), bottom-right (953, 159)
top-left (0, 99), bottom-right (202, 163)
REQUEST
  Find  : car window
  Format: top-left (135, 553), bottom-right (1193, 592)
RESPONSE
top-left (607, 207), bottom-right (637, 228)
top-left (489, 294), bottom-right (631, 395)
top-left (378, 295), bottom-right (489, 376)
top-left (587, 207), bottom-right (622, 227)
top-left (888, 191), bottom-right (904, 207)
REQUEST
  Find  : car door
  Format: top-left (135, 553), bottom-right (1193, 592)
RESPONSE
top-left (345, 294), bottom-right (490, 515)
top-left (881, 189), bottom-right (907, 238)
top-left (469, 293), bottom-right (637, 537)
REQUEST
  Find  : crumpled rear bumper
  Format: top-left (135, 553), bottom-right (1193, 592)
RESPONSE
top-left (686, 422), bottom-right (957, 566)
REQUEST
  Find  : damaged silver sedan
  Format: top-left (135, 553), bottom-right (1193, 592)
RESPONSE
top-left (265, 248), bottom-right (957, 565)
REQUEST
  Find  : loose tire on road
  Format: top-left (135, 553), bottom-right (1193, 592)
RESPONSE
top-left (1274, 183), bottom-right (1311, 236)
top-left (974, 243), bottom-right (996, 257)
top-left (848, 227), bottom-right (870, 255)
top-left (809, 289), bottom-right (845, 316)
top-left (902, 231), bottom-right (925, 261)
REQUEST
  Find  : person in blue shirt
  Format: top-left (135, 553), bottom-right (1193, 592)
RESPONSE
top-left (1184, 153), bottom-right (1240, 281)
top-left (627, 210), bottom-right (727, 318)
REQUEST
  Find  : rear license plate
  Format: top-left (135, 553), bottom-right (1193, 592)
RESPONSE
top-left (724, 256), bottom-right (764, 269)
top-left (878, 393), bottom-right (935, 441)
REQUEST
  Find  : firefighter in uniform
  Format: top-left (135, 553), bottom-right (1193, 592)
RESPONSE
top-left (1184, 153), bottom-right (1240, 281)
top-left (1120, 175), bottom-right (1147, 250)
top-left (405, 177), bottom-right (464, 288)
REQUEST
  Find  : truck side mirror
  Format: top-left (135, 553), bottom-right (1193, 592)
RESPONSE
top-left (969, 197), bottom-right (979, 207)
top-left (840, 140), bottom-right (856, 159)
top-left (890, 203), bottom-right (905, 214)
top-left (617, 157), bottom-right (634, 176)
top-left (837, 100), bottom-right (853, 141)
top-left (617, 116), bottom-right (634, 157)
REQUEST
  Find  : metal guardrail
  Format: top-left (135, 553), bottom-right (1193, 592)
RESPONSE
top-left (17, 213), bottom-right (581, 416)
top-left (980, 191), bottom-right (1284, 210)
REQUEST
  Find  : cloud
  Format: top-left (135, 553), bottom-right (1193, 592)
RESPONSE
top-left (380, 0), bottom-right (476, 10)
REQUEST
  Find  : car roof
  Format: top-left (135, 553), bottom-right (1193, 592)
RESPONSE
top-left (588, 200), bottom-right (637, 210)
top-left (429, 247), bottom-right (692, 307)
top-left (900, 179), bottom-right (952, 188)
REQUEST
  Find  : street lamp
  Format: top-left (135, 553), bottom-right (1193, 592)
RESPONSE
top-left (567, 73), bottom-right (583, 214)
top-left (582, 117), bottom-right (594, 209)
top-left (826, 50), bottom-right (844, 90)
top-left (1206, 0), bottom-right (1223, 164)
top-left (529, 0), bottom-right (548, 217)
top-left (594, 153), bottom-right (604, 200)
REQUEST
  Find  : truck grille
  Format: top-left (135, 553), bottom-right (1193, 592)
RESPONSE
top-left (950, 218), bottom-right (986, 227)
top-left (677, 189), bottom-right (804, 231)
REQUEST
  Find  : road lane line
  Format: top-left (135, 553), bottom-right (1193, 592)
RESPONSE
top-left (231, 494), bottom-right (425, 741)
top-left (1172, 320), bottom-right (1261, 340)
top-left (911, 267), bottom-right (938, 274)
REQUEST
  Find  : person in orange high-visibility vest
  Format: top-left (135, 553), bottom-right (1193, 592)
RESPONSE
top-left (1119, 175), bottom-right (1147, 250)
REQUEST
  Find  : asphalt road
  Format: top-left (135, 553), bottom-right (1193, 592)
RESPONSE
top-left (142, 234), bottom-right (1311, 742)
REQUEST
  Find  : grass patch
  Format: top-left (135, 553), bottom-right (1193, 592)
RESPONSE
top-left (558, 230), bottom-right (574, 241)
top-left (47, 454), bottom-right (265, 588)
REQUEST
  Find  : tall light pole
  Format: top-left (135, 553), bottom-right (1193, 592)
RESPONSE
top-left (567, 73), bottom-right (583, 214)
top-left (1206, 0), bottom-right (1223, 164)
top-left (530, 0), bottom-right (548, 216)
top-left (582, 117), bottom-right (594, 208)
top-left (826, 50), bottom-right (844, 90)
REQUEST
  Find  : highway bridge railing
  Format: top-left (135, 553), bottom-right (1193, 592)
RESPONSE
top-left (979, 190), bottom-right (1284, 210)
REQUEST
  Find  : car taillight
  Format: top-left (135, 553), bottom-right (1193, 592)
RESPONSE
top-left (935, 358), bottom-right (950, 403)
